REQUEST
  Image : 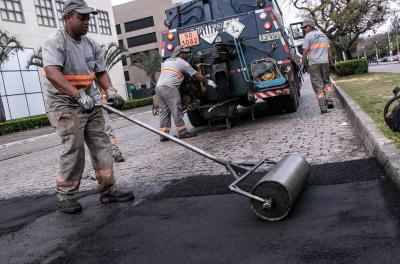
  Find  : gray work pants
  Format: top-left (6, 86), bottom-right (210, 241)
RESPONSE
top-left (308, 63), bottom-right (334, 110)
top-left (48, 107), bottom-right (116, 201)
top-left (156, 86), bottom-right (187, 133)
top-left (102, 108), bottom-right (123, 158)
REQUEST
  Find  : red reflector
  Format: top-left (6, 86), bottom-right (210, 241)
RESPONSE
top-left (264, 22), bottom-right (272, 31)
top-left (167, 33), bottom-right (175, 41)
top-left (166, 43), bottom-right (174, 51)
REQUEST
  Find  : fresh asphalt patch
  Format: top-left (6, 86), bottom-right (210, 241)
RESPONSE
top-left (1, 158), bottom-right (400, 264)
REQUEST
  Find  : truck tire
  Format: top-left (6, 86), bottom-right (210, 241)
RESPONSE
top-left (283, 92), bottom-right (299, 113)
top-left (187, 109), bottom-right (206, 127)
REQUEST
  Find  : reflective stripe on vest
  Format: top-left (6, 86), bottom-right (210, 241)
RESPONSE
top-left (309, 43), bottom-right (330, 51)
top-left (161, 67), bottom-right (184, 80)
top-left (64, 74), bottom-right (95, 88)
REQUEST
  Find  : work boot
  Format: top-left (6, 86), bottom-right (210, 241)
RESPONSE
top-left (58, 199), bottom-right (82, 214)
top-left (100, 190), bottom-right (135, 204)
top-left (327, 101), bottom-right (335, 109)
top-left (160, 136), bottom-right (170, 142)
top-left (321, 109), bottom-right (328, 114)
top-left (113, 154), bottom-right (125, 162)
top-left (177, 130), bottom-right (197, 139)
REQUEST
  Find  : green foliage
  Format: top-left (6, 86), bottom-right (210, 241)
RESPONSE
top-left (102, 42), bottom-right (128, 71)
top-left (122, 97), bottom-right (153, 110)
top-left (0, 115), bottom-right (50, 136)
top-left (26, 47), bottom-right (43, 69)
top-left (130, 50), bottom-right (162, 86)
top-left (335, 59), bottom-right (368, 76)
top-left (0, 29), bottom-right (24, 65)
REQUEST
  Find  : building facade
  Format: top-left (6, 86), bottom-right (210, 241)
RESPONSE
top-left (113, 0), bottom-right (180, 93)
top-left (0, 0), bottom-right (125, 120)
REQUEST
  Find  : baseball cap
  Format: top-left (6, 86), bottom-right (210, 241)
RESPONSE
top-left (63, 0), bottom-right (98, 16)
top-left (171, 45), bottom-right (191, 58)
top-left (301, 19), bottom-right (314, 28)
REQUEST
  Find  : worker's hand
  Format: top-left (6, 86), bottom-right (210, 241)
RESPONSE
top-left (107, 87), bottom-right (125, 109)
top-left (206, 79), bottom-right (217, 89)
top-left (74, 90), bottom-right (95, 113)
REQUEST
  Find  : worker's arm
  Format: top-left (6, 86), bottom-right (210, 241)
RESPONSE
top-left (301, 48), bottom-right (309, 66)
top-left (45, 66), bottom-right (80, 97)
top-left (193, 73), bottom-right (217, 88)
top-left (96, 71), bottom-right (113, 91)
top-left (328, 49), bottom-right (333, 65)
top-left (96, 71), bottom-right (125, 107)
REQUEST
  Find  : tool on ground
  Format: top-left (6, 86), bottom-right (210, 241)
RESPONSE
top-left (99, 104), bottom-right (310, 221)
top-left (384, 86), bottom-right (400, 132)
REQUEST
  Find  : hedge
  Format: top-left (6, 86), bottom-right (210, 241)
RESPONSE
top-left (0, 115), bottom-right (50, 136)
top-left (0, 97), bottom-right (153, 136)
top-left (335, 59), bottom-right (368, 76)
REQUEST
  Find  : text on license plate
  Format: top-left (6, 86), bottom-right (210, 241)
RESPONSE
top-left (259, 32), bottom-right (282, 42)
top-left (179, 30), bottom-right (200, 48)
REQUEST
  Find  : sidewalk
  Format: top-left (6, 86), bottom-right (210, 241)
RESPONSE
top-left (0, 105), bottom-right (152, 146)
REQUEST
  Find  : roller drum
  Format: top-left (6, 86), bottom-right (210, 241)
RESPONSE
top-left (250, 154), bottom-right (310, 221)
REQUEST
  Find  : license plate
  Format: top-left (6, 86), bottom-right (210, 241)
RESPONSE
top-left (259, 32), bottom-right (282, 42)
top-left (179, 30), bottom-right (200, 48)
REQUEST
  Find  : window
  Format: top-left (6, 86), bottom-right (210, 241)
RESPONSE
top-left (34, 0), bottom-right (56, 27)
top-left (55, 0), bottom-right (64, 28)
top-left (98, 10), bottom-right (111, 35)
top-left (124, 17), bottom-right (154, 33)
top-left (124, 71), bottom-right (130, 81)
top-left (118, 39), bottom-right (124, 48)
top-left (0, 0), bottom-right (24, 23)
top-left (121, 55), bottom-right (127, 66)
top-left (127, 33), bottom-right (157, 48)
top-left (88, 15), bottom-right (97, 33)
top-left (116, 24), bottom-right (121, 34)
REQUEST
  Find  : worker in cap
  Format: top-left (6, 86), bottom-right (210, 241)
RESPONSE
top-left (301, 18), bottom-right (335, 114)
top-left (42, 0), bottom-right (134, 214)
top-left (156, 45), bottom-right (218, 142)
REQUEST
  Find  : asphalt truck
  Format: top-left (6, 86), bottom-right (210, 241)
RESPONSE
top-left (161, 0), bottom-right (303, 128)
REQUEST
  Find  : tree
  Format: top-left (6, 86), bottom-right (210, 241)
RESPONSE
top-left (130, 50), bottom-right (162, 87)
top-left (26, 47), bottom-right (43, 69)
top-left (102, 42), bottom-right (128, 71)
top-left (0, 29), bottom-right (23, 122)
top-left (291, 0), bottom-right (390, 60)
top-left (27, 43), bottom-right (128, 71)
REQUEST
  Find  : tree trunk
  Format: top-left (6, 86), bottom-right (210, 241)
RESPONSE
top-left (0, 96), bottom-right (6, 122)
top-left (345, 49), bottom-right (354, 60)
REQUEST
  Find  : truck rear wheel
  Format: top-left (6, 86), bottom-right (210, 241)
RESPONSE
top-left (283, 92), bottom-right (299, 113)
top-left (187, 109), bottom-right (206, 127)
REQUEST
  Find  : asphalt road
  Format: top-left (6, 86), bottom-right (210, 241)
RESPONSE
top-left (1, 75), bottom-right (399, 263)
top-left (369, 62), bottom-right (400, 73)
top-left (1, 158), bottom-right (400, 264)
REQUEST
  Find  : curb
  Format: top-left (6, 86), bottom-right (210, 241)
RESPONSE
top-left (332, 80), bottom-right (400, 190)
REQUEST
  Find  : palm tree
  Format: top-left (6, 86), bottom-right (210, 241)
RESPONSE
top-left (27, 43), bottom-right (128, 71)
top-left (26, 47), bottom-right (43, 69)
top-left (102, 42), bottom-right (128, 71)
top-left (0, 29), bottom-right (23, 122)
top-left (130, 50), bottom-right (162, 87)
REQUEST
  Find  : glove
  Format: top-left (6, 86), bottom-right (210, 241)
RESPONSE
top-left (106, 87), bottom-right (125, 109)
top-left (74, 90), bottom-right (94, 113)
top-left (206, 79), bottom-right (217, 89)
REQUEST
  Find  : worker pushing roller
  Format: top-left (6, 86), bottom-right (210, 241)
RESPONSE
top-left (43, 0), bottom-right (134, 214)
